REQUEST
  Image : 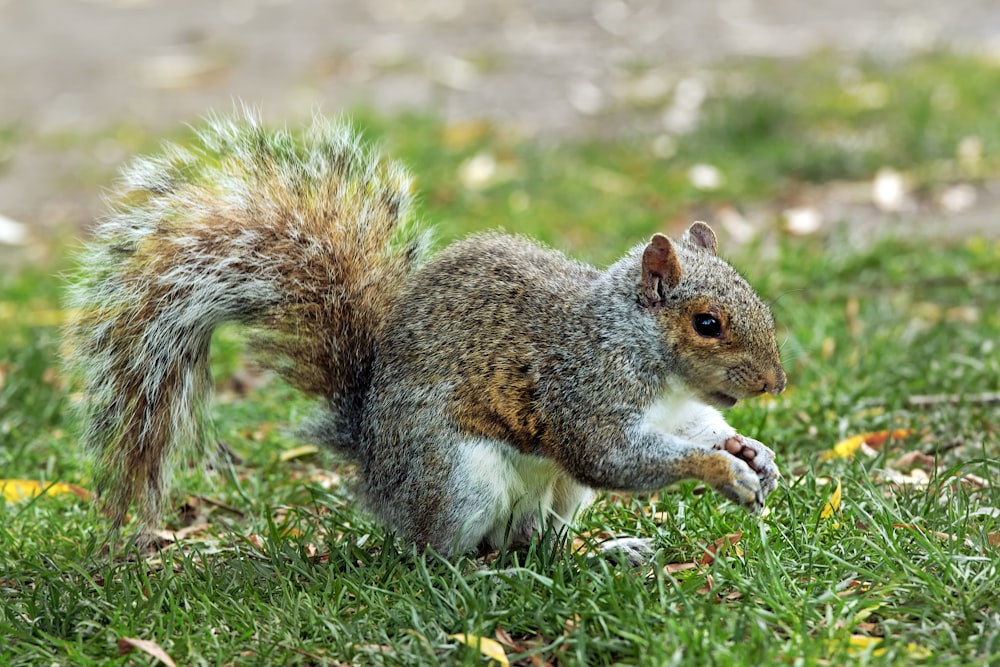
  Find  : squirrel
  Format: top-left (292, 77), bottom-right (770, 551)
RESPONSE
top-left (66, 112), bottom-right (786, 560)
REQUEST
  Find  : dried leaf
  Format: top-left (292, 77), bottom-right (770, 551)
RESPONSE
top-left (837, 579), bottom-right (873, 598)
top-left (820, 478), bottom-right (842, 519)
top-left (663, 561), bottom-right (699, 575)
top-left (449, 634), bottom-right (509, 666)
top-left (891, 450), bottom-right (937, 470)
top-left (699, 532), bottom-right (742, 566)
top-left (150, 523), bottom-right (211, 544)
top-left (117, 637), bottom-right (177, 667)
top-left (0, 479), bottom-right (92, 503)
top-left (820, 429), bottom-right (914, 461)
top-left (278, 444), bottom-right (320, 462)
top-left (959, 472), bottom-right (989, 489)
top-left (860, 429), bottom-right (916, 449)
top-left (494, 627), bottom-right (527, 653)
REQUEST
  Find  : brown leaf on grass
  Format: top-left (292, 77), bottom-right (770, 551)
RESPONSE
top-left (659, 561), bottom-right (718, 597)
top-left (891, 450), bottom-right (938, 471)
top-left (698, 532), bottom-right (742, 566)
top-left (494, 627), bottom-right (527, 653)
top-left (117, 637), bottom-right (177, 667)
top-left (663, 561), bottom-right (699, 575)
top-left (959, 473), bottom-right (989, 489)
top-left (150, 523), bottom-right (212, 544)
top-left (820, 429), bottom-right (915, 461)
top-left (988, 533), bottom-right (999, 548)
top-left (837, 579), bottom-right (873, 598)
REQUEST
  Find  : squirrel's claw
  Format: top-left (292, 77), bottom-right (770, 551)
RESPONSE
top-left (714, 435), bottom-right (780, 512)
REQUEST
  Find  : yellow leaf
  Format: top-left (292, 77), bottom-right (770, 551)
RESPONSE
top-left (820, 434), bottom-right (866, 461)
top-left (846, 635), bottom-right (931, 659)
top-left (847, 635), bottom-right (881, 654)
top-left (820, 429), bottom-right (914, 461)
top-left (820, 478), bottom-right (842, 519)
top-left (0, 479), bottom-right (92, 503)
top-left (278, 445), bottom-right (320, 462)
top-left (448, 634), bottom-right (509, 666)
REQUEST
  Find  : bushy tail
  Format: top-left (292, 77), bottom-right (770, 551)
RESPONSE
top-left (65, 111), bottom-right (427, 532)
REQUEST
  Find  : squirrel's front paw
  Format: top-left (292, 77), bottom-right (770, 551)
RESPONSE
top-left (702, 436), bottom-right (779, 512)
top-left (716, 435), bottom-right (779, 508)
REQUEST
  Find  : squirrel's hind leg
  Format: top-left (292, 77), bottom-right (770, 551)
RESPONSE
top-left (365, 434), bottom-right (586, 558)
top-left (445, 438), bottom-right (562, 555)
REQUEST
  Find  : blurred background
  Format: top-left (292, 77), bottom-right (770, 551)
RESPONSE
top-left (1, 0), bottom-right (999, 260)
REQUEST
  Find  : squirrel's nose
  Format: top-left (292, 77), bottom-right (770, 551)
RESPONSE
top-left (763, 368), bottom-right (786, 396)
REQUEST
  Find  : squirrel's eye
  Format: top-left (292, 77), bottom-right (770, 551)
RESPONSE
top-left (693, 313), bottom-right (722, 338)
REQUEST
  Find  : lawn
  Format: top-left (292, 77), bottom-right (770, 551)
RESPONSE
top-left (1, 51), bottom-right (999, 666)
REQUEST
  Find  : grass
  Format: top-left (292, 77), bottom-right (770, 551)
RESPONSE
top-left (2, 50), bottom-right (1000, 666)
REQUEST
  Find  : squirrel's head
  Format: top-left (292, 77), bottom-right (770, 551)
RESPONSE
top-left (638, 222), bottom-right (786, 409)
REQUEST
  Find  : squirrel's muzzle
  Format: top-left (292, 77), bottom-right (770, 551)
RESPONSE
top-left (764, 367), bottom-right (787, 396)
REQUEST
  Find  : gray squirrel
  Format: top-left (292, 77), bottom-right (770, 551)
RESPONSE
top-left (66, 113), bottom-right (786, 560)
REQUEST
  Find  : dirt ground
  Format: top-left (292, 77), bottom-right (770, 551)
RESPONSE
top-left (1, 0), bottom-right (999, 249)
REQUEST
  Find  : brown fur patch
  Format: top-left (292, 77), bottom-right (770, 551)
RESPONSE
top-left (450, 361), bottom-right (543, 454)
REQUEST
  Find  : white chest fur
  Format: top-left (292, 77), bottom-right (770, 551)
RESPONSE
top-left (640, 387), bottom-right (735, 447)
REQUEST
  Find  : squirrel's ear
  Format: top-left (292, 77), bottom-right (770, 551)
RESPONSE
top-left (641, 233), bottom-right (682, 306)
top-left (684, 221), bottom-right (718, 256)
